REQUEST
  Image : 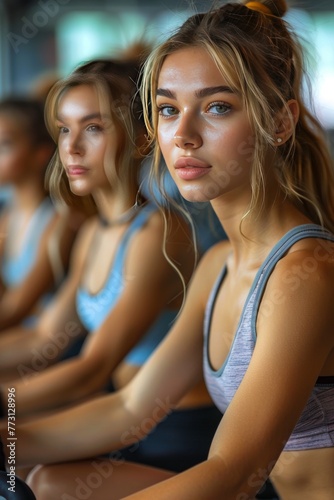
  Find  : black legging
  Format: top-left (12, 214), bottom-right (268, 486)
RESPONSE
top-left (0, 438), bottom-right (36, 500)
top-left (118, 404), bottom-right (222, 472)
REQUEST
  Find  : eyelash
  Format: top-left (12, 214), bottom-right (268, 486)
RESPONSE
top-left (157, 105), bottom-right (177, 118)
top-left (157, 101), bottom-right (232, 118)
top-left (206, 101), bottom-right (231, 115)
top-left (87, 125), bottom-right (102, 132)
top-left (57, 124), bottom-right (103, 134)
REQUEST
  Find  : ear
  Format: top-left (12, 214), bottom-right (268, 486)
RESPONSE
top-left (274, 99), bottom-right (299, 146)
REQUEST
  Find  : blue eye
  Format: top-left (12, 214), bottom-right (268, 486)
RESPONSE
top-left (158, 105), bottom-right (178, 117)
top-left (207, 102), bottom-right (231, 115)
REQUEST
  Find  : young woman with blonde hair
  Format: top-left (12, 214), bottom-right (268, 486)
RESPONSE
top-left (2, 1), bottom-right (334, 498)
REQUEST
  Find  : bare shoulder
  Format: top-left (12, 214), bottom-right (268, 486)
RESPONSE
top-left (260, 237), bottom-right (334, 353)
top-left (37, 205), bottom-right (89, 254)
top-left (138, 207), bottom-right (190, 240)
top-left (130, 207), bottom-right (194, 263)
top-left (274, 236), bottom-right (334, 293)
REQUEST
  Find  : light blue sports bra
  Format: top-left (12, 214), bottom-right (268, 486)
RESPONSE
top-left (76, 203), bottom-right (178, 366)
top-left (204, 224), bottom-right (334, 451)
top-left (1, 197), bottom-right (55, 286)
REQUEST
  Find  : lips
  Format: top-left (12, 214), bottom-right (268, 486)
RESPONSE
top-left (174, 157), bottom-right (211, 181)
top-left (174, 157), bottom-right (210, 169)
top-left (66, 165), bottom-right (88, 176)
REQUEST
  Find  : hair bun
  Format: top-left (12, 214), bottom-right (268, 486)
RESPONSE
top-left (115, 40), bottom-right (152, 65)
top-left (244, 0), bottom-right (287, 18)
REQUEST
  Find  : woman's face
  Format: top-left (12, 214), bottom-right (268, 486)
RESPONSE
top-left (0, 114), bottom-right (37, 185)
top-left (156, 46), bottom-right (255, 204)
top-left (56, 84), bottom-right (120, 197)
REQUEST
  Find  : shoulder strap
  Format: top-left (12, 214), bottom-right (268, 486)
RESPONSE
top-left (258, 224), bottom-right (334, 286)
top-left (112, 203), bottom-right (157, 271)
top-left (249, 224), bottom-right (334, 331)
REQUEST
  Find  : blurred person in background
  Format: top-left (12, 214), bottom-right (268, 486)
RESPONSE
top-left (0, 97), bottom-right (84, 331)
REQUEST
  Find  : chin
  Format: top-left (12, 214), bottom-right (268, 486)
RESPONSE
top-left (68, 182), bottom-right (91, 198)
top-left (179, 186), bottom-right (213, 203)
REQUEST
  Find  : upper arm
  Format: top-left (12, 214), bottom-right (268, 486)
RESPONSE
top-left (0, 209), bottom-right (83, 329)
top-left (122, 241), bottom-right (231, 419)
top-left (35, 219), bottom-right (96, 343)
top-left (16, 207), bottom-right (85, 294)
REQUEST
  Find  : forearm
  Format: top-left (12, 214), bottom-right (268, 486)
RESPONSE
top-left (6, 356), bottom-right (110, 417)
top-left (0, 277), bottom-right (52, 331)
top-left (123, 455), bottom-right (255, 500)
top-left (0, 327), bottom-right (46, 379)
top-left (0, 320), bottom-right (85, 383)
top-left (13, 391), bottom-right (135, 467)
top-left (0, 301), bottom-right (28, 332)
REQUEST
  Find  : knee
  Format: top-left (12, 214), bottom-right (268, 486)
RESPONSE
top-left (27, 465), bottom-right (57, 500)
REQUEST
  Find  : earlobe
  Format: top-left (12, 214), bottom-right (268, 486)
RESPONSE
top-left (274, 99), bottom-right (299, 145)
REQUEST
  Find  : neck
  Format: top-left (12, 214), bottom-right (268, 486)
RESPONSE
top-left (211, 190), bottom-right (311, 268)
top-left (95, 189), bottom-right (146, 228)
top-left (98, 201), bottom-right (144, 227)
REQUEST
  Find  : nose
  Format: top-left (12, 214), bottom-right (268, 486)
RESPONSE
top-left (173, 115), bottom-right (202, 149)
top-left (63, 131), bottom-right (84, 156)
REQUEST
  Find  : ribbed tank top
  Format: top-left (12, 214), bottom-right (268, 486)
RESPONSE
top-left (204, 224), bottom-right (334, 451)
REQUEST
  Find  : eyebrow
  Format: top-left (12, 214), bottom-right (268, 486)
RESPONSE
top-left (156, 86), bottom-right (234, 99)
top-left (56, 112), bottom-right (108, 123)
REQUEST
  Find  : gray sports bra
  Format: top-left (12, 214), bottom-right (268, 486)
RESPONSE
top-left (204, 224), bottom-right (334, 451)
